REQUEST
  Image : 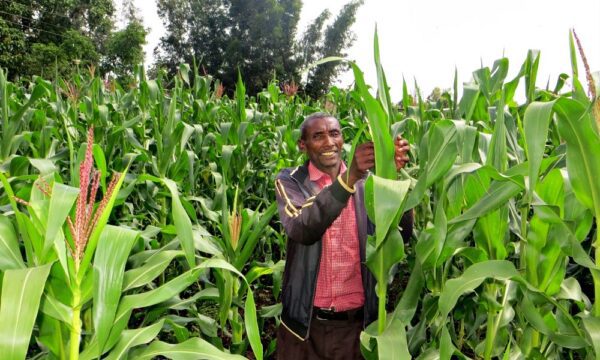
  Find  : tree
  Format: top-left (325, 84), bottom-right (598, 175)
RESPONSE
top-left (154, 0), bottom-right (361, 97)
top-left (154, 0), bottom-right (194, 76)
top-left (0, 0), bottom-right (146, 81)
top-left (296, 9), bottom-right (330, 70)
top-left (23, 30), bottom-right (98, 78)
top-left (104, 21), bottom-right (147, 84)
top-left (304, 0), bottom-right (363, 98)
top-left (103, 1), bottom-right (148, 84)
top-left (0, 1), bottom-right (33, 78)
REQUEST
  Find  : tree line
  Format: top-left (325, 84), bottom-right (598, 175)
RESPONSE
top-left (0, 0), bottom-right (362, 97)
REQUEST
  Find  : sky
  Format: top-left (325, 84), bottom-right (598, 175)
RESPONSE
top-left (126, 0), bottom-right (600, 101)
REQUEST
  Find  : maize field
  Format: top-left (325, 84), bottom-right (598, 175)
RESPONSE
top-left (0, 30), bottom-right (599, 359)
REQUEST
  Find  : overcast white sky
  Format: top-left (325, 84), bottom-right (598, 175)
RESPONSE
top-left (125, 0), bottom-right (600, 100)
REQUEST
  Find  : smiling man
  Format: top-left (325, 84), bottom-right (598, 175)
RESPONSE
top-left (274, 112), bottom-right (412, 359)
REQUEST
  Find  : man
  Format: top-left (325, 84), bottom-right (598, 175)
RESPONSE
top-left (274, 112), bottom-right (412, 359)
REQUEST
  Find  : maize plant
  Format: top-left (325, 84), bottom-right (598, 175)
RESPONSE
top-left (0, 28), bottom-right (599, 360)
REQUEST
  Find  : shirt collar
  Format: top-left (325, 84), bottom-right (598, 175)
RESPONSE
top-left (308, 161), bottom-right (347, 182)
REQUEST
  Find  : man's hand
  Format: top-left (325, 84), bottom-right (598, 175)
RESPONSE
top-left (395, 135), bottom-right (410, 171)
top-left (341, 136), bottom-right (410, 189)
top-left (343, 142), bottom-right (374, 188)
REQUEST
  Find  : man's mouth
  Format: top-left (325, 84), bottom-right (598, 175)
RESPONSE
top-left (321, 151), bottom-right (336, 157)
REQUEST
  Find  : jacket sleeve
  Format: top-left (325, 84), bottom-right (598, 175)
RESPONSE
top-left (275, 173), bottom-right (354, 245)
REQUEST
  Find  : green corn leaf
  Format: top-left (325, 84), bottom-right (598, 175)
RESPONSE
top-left (365, 230), bottom-right (404, 291)
top-left (424, 120), bottom-right (458, 187)
top-left (554, 97), bottom-right (600, 218)
top-left (218, 272), bottom-right (234, 331)
top-left (245, 261), bottom-right (285, 285)
top-left (438, 260), bottom-right (519, 320)
top-left (581, 315), bottom-right (600, 357)
top-left (235, 70), bottom-right (246, 124)
top-left (443, 163), bottom-right (482, 189)
top-left (402, 78), bottom-right (410, 118)
top-left (360, 309), bottom-right (411, 360)
top-left (350, 62), bottom-right (395, 179)
top-left (520, 292), bottom-right (587, 349)
top-left (234, 202), bottom-right (278, 269)
top-left (0, 173), bottom-right (35, 264)
top-left (406, 120), bottom-right (458, 209)
top-left (487, 97), bottom-right (508, 172)
top-left (373, 27), bottom-right (393, 120)
top-left (0, 215), bottom-right (25, 270)
top-left (2, 81), bottom-right (49, 158)
top-left (129, 338), bottom-right (246, 360)
top-left (40, 293), bottom-right (72, 324)
top-left (123, 250), bottom-right (183, 291)
top-left (449, 180), bottom-right (523, 224)
top-left (92, 144), bottom-right (108, 191)
top-left (533, 204), bottom-right (597, 270)
top-left (524, 50), bottom-right (540, 104)
top-left (94, 225), bottom-right (139, 355)
top-left (458, 83), bottom-right (480, 120)
top-left (28, 158), bottom-right (57, 175)
top-left (309, 56), bottom-right (345, 68)
top-left (452, 116), bottom-right (477, 159)
top-left (490, 58), bottom-right (510, 96)
top-left (162, 178), bottom-right (196, 268)
top-left (104, 319), bottom-right (165, 360)
top-left (415, 200), bottom-right (447, 270)
top-left (523, 101), bottom-right (556, 200)
top-left (440, 325), bottom-right (457, 360)
top-left (83, 258), bottom-right (262, 360)
top-left (344, 122), bottom-right (368, 186)
top-left (80, 269), bottom-right (202, 360)
top-left (367, 176), bottom-right (411, 248)
top-left (0, 263), bottom-right (52, 360)
top-left (44, 183), bottom-right (79, 262)
top-left (52, 229), bottom-right (70, 280)
top-left (244, 282), bottom-right (260, 358)
top-left (179, 63), bottom-right (190, 85)
top-left (474, 66), bottom-right (492, 101)
top-left (37, 313), bottom-right (67, 359)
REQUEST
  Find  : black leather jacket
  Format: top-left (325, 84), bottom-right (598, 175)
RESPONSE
top-left (274, 161), bottom-right (413, 340)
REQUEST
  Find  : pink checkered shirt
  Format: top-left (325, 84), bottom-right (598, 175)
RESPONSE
top-left (309, 162), bottom-right (365, 311)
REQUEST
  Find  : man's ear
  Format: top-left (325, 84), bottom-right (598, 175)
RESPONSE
top-left (298, 139), bottom-right (306, 153)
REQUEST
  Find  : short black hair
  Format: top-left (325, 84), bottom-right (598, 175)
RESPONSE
top-left (300, 112), bottom-right (335, 140)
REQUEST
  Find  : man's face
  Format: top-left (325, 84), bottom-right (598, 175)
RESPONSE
top-left (298, 116), bottom-right (344, 175)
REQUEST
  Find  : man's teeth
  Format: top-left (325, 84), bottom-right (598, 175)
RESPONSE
top-left (322, 151), bottom-right (335, 156)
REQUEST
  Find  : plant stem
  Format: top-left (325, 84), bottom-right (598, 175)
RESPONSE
top-left (519, 205), bottom-right (528, 273)
top-left (590, 226), bottom-right (600, 317)
top-left (484, 308), bottom-right (495, 360)
top-left (483, 282), bottom-right (499, 360)
top-left (70, 279), bottom-right (81, 360)
top-left (378, 285), bottom-right (386, 334)
top-left (378, 250), bottom-right (387, 334)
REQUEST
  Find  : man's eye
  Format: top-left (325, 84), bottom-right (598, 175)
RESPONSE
top-left (330, 131), bottom-right (340, 137)
top-left (313, 134), bottom-right (323, 140)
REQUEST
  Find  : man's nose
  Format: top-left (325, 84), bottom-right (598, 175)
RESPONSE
top-left (323, 134), bottom-right (335, 146)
